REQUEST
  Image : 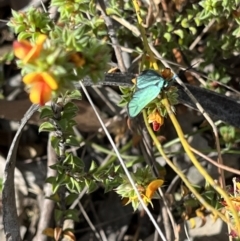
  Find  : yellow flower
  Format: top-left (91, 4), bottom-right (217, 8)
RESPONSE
top-left (13, 35), bottom-right (47, 63)
top-left (145, 179), bottom-right (164, 201)
top-left (124, 179), bottom-right (163, 205)
top-left (23, 72), bottom-right (58, 105)
top-left (148, 110), bottom-right (164, 131)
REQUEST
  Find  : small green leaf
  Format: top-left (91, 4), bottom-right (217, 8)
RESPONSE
top-left (106, 7), bottom-right (122, 17)
top-left (66, 136), bottom-right (79, 146)
top-left (65, 193), bottom-right (79, 205)
top-left (118, 101), bottom-right (127, 107)
top-left (15, 25), bottom-right (26, 34)
top-left (174, 29), bottom-right (184, 39)
top-left (18, 32), bottom-right (32, 40)
top-left (11, 9), bottom-right (19, 18)
top-left (119, 86), bottom-right (132, 94)
top-left (61, 111), bottom-right (77, 120)
top-left (220, 75), bottom-right (231, 84)
top-left (221, 39), bottom-right (230, 50)
top-left (220, 126), bottom-right (235, 143)
top-left (63, 153), bottom-right (85, 168)
top-left (47, 193), bottom-right (60, 202)
top-left (181, 18), bottom-right (189, 28)
top-left (39, 121), bottom-right (55, 132)
top-left (56, 173), bottom-right (68, 184)
top-left (54, 209), bottom-right (64, 222)
top-left (52, 181), bottom-right (61, 193)
top-left (89, 160), bottom-right (98, 172)
top-left (64, 209), bottom-right (80, 222)
top-left (46, 176), bottom-right (56, 184)
top-left (194, 17), bottom-right (201, 26)
top-left (57, 118), bottom-right (76, 133)
top-left (48, 163), bottom-right (59, 171)
top-left (67, 90), bottom-right (82, 100)
top-left (51, 135), bottom-right (60, 150)
top-left (166, 23), bottom-right (174, 32)
top-left (163, 32), bottom-right (171, 42)
top-left (88, 180), bottom-right (98, 193)
top-left (73, 179), bottom-right (83, 193)
top-left (73, 157), bottom-right (85, 169)
top-left (63, 102), bottom-right (78, 113)
top-left (232, 26), bottom-right (240, 37)
top-left (39, 106), bottom-right (53, 119)
top-left (85, 179), bottom-right (98, 193)
top-left (63, 154), bottom-right (73, 164)
top-left (189, 27), bottom-right (197, 35)
top-left (175, 14), bottom-right (182, 23)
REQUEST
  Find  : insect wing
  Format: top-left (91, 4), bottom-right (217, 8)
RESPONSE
top-left (128, 85), bottom-right (161, 118)
top-left (137, 70), bottom-right (164, 89)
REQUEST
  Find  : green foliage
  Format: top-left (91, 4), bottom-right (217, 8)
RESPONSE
top-left (7, 0), bottom-right (240, 236)
top-left (106, 0), bottom-right (239, 86)
top-left (219, 125), bottom-right (240, 148)
top-left (0, 178), bottom-right (2, 192)
top-left (8, 8), bottom-right (53, 40)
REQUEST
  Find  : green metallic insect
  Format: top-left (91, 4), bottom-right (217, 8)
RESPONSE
top-left (127, 69), bottom-right (176, 118)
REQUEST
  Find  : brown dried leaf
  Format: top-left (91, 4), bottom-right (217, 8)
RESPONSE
top-left (63, 230), bottom-right (76, 241)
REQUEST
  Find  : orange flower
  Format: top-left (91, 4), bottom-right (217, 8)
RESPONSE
top-left (23, 72), bottom-right (58, 105)
top-left (13, 35), bottom-right (47, 63)
top-left (148, 110), bottom-right (164, 131)
top-left (70, 52), bottom-right (86, 67)
top-left (145, 179), bottom-right (164, 201)
top-left (121, 179), bottom-right (164, 209)
top-left (161, 68), bottom-right (173, 79)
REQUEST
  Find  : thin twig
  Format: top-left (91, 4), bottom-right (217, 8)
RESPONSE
top-left (33, 133), bottom-right (57, 241)
top-left (191, 147), bottom-right (240, 176)
top-left (97, 0), bottom-right (127, 72)
top-left (140, 128), bottom-right (179, 240)
top-left (79, 80), bottom-right (168, 241)
top-left (78, 202), bottom-right (103, 241)
top-left (160, 0), bottom-right (171, 22)
top-left (2, 104), bottom-right (39, 241)
top-left (161, 202), bottom-right (173, 241)
top-left (189, 19), bottom-right (215, 51)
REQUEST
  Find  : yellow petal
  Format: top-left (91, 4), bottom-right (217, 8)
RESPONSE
top-left (23, 35), bottom-right (47, 63)
top-left (148, 111), bottom-right (164, 125)
top-left (41, 72), bottom-right (58, 90)
top-left (132, 78), bottom-right (137, 85)
top-left (36, 34), bottom-right (47, 45)
top-left (195, 208), bottom-right (207, 227)
top-left (23, 72), bottom-right (58, 91)
top-left (23, 72), bottom-right (40, 84)
top-left (189, 218), bottom-right (196, 229)
top-left (145, 179), bottom-right (164, 199)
